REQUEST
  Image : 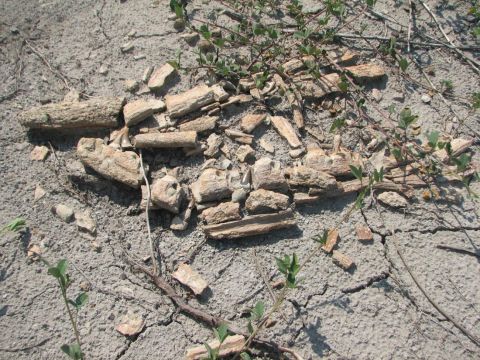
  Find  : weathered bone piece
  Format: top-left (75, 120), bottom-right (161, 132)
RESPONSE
top-left (201, 201), bottom-right (241, 224)
top-left (240, 113), bottom-right (267, 133)
top-left (191, 168), bottom-right (232, 203)
top-left (356, 224), bottom-right (373, 241)
top-left (270, 116), bottom-right (302, 148)
top-left (109, 127), bottom-right (132, 149)
top-left (134, 131), bottom-right (198, 148)
top-left (77, 138), bottom-right (143, 188)
top-left (285, 165), bottom-right (337, 190)
top-left (211, 83), bottom-right (230, 102)
top-left (282, 50), bottom-right (358, 74)
top-left (179, 116), bottom-right (217, 133)
top-left (434, 138), bottom-right (473, 162)
top-left (186, 335), bottom-right (245, 360)
top-left (19, 97), bottom-right (125, 129)
top-left (245, 189), bottom-right (289, 214)
top-left (165, 84), bottom-right (215, 117)
top-left (123, 99), bottom-right (153, 127)
top-left (294, 73), bottom-right (340, 98)
top-left (304, 147), bottom-right (363, 176)
top-left (147, 63), bottom-right (176, 91)
top-left (172, 263), bottom-right (208, 295)
top-left (150, 175), bottom-right (185, 213)
top-left (171, 197), bottom-right (195, 231)
top-left (322, 229), bottom-right (339, 253)
top-left (252, 157), bottom-right (289, 193)
top-left (204, 209), bottom-right (296, 239)
top-left (225, 129), bottom-right (254, 145)
top-left (236, 145), bottom-right (255, 162)
top-left (332, 250), bottom-right (354, 270)
top-left (345, 64), bottom-right (385, 80)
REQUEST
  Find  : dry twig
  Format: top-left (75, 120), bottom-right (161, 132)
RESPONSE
top-left (417, 0), bottom-right (480, 73)
top-left (139, 150), bottom-right (159, 275)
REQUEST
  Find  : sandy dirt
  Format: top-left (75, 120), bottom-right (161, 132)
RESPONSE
top-left (0, 0), bottom-right (479, 359)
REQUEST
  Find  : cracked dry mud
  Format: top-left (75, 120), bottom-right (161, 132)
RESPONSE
top-left (1, 0), bottom-right (479, 359)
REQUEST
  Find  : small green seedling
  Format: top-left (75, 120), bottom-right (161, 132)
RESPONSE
top-left (1, 218), bottom-right (26, 234)
top-left (205, 323), bottom-right (229, 360)
top-left (313, 230), bottom-right (328, 244)
top-left (247, 301), bottom-right (265, 334)
top-left (43, 258), bottom-right (88, 359)
top-left (398, 108), bottom-right (418, 130)
top-left (276, 254), bottom-right (300, 288)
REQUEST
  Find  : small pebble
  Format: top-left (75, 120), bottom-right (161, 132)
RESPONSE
top-left (124, 79), bottom-right (139, 93)
top-left (173, 19), bottom-right (185, 31)
top-left (52, 204), bottom-right (74, 223)
top-left (421, 94), bottom-right (432, 104)
top-left (99, 65), bottom-right (108, 75)
top-left (120, 42), bottom-right (134, 53)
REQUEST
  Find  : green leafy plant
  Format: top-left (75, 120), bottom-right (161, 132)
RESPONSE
top-left (1, 217), bottom-right (26, 234)
top-left (440, 79), bottom-right (453, 94)
top-left (398, 108), bottom-right (418, 130)
top-left (350, 166), bottom-right (384, 209)
top-left (276, 253), bottom-right (300, 288)
top-left (329, 117), bottom-right (346, 133)
top-left (472, 92), bottom-right (480, 109)
top-left (247, 301), bottom-right (265, 334)
top-left (43, 259), bottom-right (88, 359)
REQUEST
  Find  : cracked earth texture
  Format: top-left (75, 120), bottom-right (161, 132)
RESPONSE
top-left (1, 0), bottom-right (479, 359)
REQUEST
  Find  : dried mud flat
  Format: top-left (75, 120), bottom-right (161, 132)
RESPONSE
top-left (0, 0), bottom-right (479, 359)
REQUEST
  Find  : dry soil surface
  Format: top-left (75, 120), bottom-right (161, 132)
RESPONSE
top-left (0, 0), bottom-right (479, 359)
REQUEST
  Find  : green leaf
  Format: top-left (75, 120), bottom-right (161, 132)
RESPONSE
top-left (61, 343), bottom-right (82, 359)
top-left (398, 58), bottom-right (409, 71)
top-left (326, 0), bottom-right (345, 17)
top-left (427, 131), bottom-right (439, 149)
top-left (313, 230), bottom-right (328, 244)
top-left (392, 147), bottom-right (403, 161)
top-left (387, 104), bottom-right (396, 115)
top-left (373, 167), bottom-right (384, 182)
top-left (365, 0), bottom-right (376, 6)
top-left (290, 253), bottom-right (300, 276)
top-left (214, 324), bottom-right (229, 343)
top-left (253, 23), bottom-right (265, 36)
top-left (355, 190), bottom-right (366, 209)
top-left (440, 79), bottom-right (453, 92)
top-left (167, 60), bottom-right (180, 70)
top-left (275, 257), bottom-right (288, 274)
top-left (338, 75), bottom-right (348, 92)
top-left (247, 320), bottom-right (254, 334)
top-left (2, 218), bottom-right (26, 233)
top-left (240, 352), bottom-right (252, 360)
top-left (73, 293), bottom-right (88, 310)
top-left (48, 267), bottom-right (61, 279)
top-left (473, 27), bottom-right (480, 37)
top-left (204, 343), bottom-right (217, 360)
top-left (267, 28), bottom-right (278, 39)
top-left (349, 165), bottom-right (363, 181)
top-left (398, 108), bottom-right (418, 130)
top-left (213, 38), bottom-right (225, 48)
top-left (252, 301), bottom-right (265, 319)
top-left (453, 153), bottom-right (471, 172)
top-left (472, 92), bottom-right (480, 109)
top-left (329, 118), bottom-right (345, 133)
top-left (318, 16), bottom-right (331, 26)
top-left (199, 24), bottom-right (211, 40)
top-left (57, 259), bottom-right (68, 276)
